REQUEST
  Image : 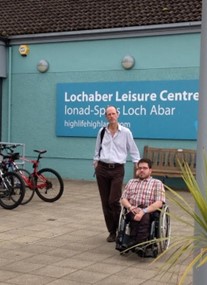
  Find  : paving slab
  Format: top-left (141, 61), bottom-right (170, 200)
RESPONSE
top-left (0, 180), bottom-right (194, 285)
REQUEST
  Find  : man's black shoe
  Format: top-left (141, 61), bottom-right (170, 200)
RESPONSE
top-left (106, 233), bottom-right (116, 242)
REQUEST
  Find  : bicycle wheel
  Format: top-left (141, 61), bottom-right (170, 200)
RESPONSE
top-left (16, 168), bottom-right (35, 205)
top-left (35, 168), bottom-right (64, 202)
top-left (0, 171), bottom-right (25, 209)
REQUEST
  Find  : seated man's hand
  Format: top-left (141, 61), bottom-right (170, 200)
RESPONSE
top-left (133, 211), bottom-right (144, 221)
top-left (130, 206), bottom-right (140, 215)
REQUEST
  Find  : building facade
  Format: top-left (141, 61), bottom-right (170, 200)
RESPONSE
top-left (0, 0), bottom-right (201, 183)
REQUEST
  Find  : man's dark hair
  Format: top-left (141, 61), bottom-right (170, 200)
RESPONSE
top-left (138, 158), bottom-right (153, 169)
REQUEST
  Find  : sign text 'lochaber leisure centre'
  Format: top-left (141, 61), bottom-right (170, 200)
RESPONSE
top-left (56, 80), bottom-right (199, 139)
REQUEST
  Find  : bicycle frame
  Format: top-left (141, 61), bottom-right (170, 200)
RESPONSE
top-left (20, 150), bottom-right (48, 188)
top-left (0, 146), bottom-right (47, 190)
top-left (16, 152), bottom-right (49, 190)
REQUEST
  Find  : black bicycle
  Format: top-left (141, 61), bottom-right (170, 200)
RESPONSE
top-left (0, 150), bottom-right (25, 209)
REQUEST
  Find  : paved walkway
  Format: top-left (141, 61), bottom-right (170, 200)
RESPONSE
top-left (0, 180), bottom-right (194, 285)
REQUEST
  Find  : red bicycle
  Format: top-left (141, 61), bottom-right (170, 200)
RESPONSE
top-left (1, 144), bottom-right (64, 205)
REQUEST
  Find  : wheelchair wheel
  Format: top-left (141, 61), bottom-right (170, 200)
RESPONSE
top-left (116, 207), bottom-right (128, 251)
top-left (118, 207), bottom-right (126, 231)
top-left (158, 204), bottom-right (171, 252)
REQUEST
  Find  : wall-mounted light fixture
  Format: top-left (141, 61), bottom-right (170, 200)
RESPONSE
top-left (37, 59), bottom-right (49, 73)
top-left (19, 45), bottom-right (30, 56)
top-left (121, 55), bottom-right (135, 70)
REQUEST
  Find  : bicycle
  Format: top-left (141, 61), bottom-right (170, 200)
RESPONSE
top-left (0, 144), bottom-right (64, 205)
top-left (0, 149), bottom-right (25, 209)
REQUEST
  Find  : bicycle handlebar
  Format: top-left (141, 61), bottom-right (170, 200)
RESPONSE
top-left (0, 144), bottom-right (48, 163)
top-left (0, 144), bottom-right (22, 152)
top-left (0, 144), bottom-right (47, 155)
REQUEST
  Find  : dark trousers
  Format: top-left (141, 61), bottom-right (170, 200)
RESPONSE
top-left (95, 163), bottom-right (124, 234)
top-left (127, 211), bottom-right (151, 243)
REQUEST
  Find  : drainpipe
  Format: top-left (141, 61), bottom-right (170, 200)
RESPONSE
top-left (7, 46), bottom-right (12, 142)
top-left (0, 39), bottom-right (7, 141)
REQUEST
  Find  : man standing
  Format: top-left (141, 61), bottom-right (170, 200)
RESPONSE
top-left (93, 106), bottom-right (140, 242)
top-left (120, 158), bottom-right (165, 245)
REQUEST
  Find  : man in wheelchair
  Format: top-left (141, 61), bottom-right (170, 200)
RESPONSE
top-left (116, 158), bottom-right (166, 257)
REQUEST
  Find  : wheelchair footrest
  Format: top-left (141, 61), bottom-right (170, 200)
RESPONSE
top-left (136, 245), bottom-right (158, 258)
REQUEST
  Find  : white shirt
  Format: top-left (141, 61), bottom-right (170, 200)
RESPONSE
top-left (93, 124), bottom-right (140, 164)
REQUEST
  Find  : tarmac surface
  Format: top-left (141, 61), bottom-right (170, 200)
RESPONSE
top-left (0, 179), bottom-right (194, 285)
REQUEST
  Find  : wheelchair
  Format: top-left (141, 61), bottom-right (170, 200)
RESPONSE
top-left (115, 204), bottom-right (171, 258)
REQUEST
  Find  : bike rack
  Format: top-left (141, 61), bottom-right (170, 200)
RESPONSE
top-left (0, 142), bottom-right (26, 168)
